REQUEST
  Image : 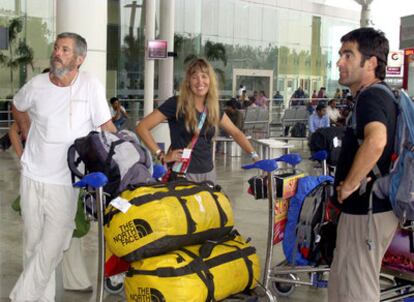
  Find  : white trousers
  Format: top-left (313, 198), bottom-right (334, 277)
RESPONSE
top-left (10, 176), bottom-right (78, 302)
top-left (62, 237), bottom-right (91, 290)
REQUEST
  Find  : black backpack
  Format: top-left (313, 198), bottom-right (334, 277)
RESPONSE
top-left (309, 127), bottom-right (345, 166)
top-left (290, 122), bottom-right (307, 137)
top-left (296, 181), bottom-right (338, 265)
top-left (67, 130), bottom-right (155, 198)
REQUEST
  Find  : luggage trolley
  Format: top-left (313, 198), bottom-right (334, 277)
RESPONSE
top-left (244, 152), bottom-right (414, 302)
top-left (242, 151), bottom-right (333, 300)
top-left (380, 225), bottom-right (414, 302)
top-left (73, 172), bottom-right (128, 302)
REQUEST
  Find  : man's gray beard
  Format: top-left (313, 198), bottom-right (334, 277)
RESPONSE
top-left (50, 64), bottom-right (71, 78)
top-left (49, 58), bottom-right (76, 78)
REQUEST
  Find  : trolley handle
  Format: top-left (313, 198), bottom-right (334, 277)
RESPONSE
top-left (310, 150), bottom-right (328, 162)
top-left (310, 150), bottom-right (329, 176)
top-left (273, 153), bottom-right (302, 166)
top-left (73, 172), bottom-right (108, 189)
top-left (242, 159), bottom-right (278, 172)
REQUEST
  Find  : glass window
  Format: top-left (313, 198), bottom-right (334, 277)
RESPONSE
top-left (0, 0), bottom-right (54, 98)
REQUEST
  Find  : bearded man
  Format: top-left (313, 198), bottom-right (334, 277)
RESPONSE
top-left (10, 32), bottom-right (116, 301)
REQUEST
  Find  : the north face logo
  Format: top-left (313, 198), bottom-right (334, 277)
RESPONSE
top-left (130, 287), bottom-right (165, 302)
top-left (134, 219), bottom-right (153, 237)
top-left (113, 219), bottom-right (153, 246)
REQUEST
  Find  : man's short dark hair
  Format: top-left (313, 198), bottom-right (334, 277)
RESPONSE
top-left (225, 99), bottom-right (238, 110)
top-left (57, 32), bottom-right (87, 57)
top-left (110, 97), bottom-right (119, 105)
top-left (340, 27), bottom-right (389, 80)
top-left (328, 99), bottom-right (336, 106)
top-left (316, 104), bottom-right (326, 112)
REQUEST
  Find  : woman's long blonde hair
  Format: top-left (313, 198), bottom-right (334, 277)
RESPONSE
top-left (177, 57), bottom-right (220, 134)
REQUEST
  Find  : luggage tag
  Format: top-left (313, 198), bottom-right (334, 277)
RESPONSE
top-left (172, 148), bottom-right (192, 173)
top-left (110, 196), bottom-right (132, 213)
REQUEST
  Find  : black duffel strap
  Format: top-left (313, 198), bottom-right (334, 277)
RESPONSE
top-left (215, 244), bottom-right (255, 293)
top-left (209, 190), bottom-right (228, 228)
top-left (204, 245), bottom-right (256, 292)
top-left (181, 248), bottom-right (216, 302)
top-left (177, 197), bottom-right (197, 234)
top-left (199, 230), bottom-right (239, 258)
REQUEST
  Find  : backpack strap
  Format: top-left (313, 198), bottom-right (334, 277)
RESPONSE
top-left (67, 144), bottom-right (85, 184)
top-left (349, 83), bottom-right (395, 191)
top-left (350, 84), bottom-right (395, 252)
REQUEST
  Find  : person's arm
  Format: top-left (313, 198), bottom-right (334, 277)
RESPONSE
top-left (220, 113), bottom-right (258, 161)
top-left (308, 115), bottom-right (315, 133)
top-left (323, 115), bottom-right (330, 128)
top-left (135, 109), bottom-right (182, 163)
top-left (12, 105), bottom-right (30, 140)
top-left (136, 109), bottom-right (167, 154)
top-left (112, 106), bottom-right (122, 121)
top-left (121, 106), bottom-right (129, 118)
top-left (336, 121), bottom-right (386, 203)
top-left (8, 122), bottom-right (24, 158)
top-left (100, 120), bottom-right (117, 133)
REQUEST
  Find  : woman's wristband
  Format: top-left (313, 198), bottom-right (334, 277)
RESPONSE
top-left (250, 151), bottom-right (259, 160)
top-left (154, 149), bottom-right (164, 160)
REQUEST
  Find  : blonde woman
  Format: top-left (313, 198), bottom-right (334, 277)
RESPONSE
top-left (136, 58), bottom-right (258, 183)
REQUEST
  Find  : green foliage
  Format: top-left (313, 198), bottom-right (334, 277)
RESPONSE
top-left (205, 41), bottom-right (227, 66)
top-left (0, 17), bottom-right (35, 95)
top-left (175, 34), bottom-right (228, 85)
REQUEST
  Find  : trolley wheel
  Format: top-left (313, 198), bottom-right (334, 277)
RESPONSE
top-left (270, 273), bottom-right (297, 297)
top-left (104, 274), bottom-right (124, 294)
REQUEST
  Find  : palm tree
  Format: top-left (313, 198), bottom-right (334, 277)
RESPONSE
top-left (183, 40), bottom-right (228, 84)
top-left (204, 41), bottom-right (227, 66)
top-left (0, 18), bottom-right (34, 95)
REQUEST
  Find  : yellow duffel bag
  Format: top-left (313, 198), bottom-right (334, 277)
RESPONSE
top-left (104, 181), bottom-right (234, 262)
top-left (124, 234), bottom-right (260, 302)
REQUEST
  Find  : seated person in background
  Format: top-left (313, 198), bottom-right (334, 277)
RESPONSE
top-left (334, 88), bottom-right (342, 99)
top-left (291, 86), bottom-right (306, 106)
top-left (311, 90), bottom-right (318, 106)
top-left (236, 90), bottom-right (247, 109)
top-left (110, 97), bottom-right (129, 130)
top-left (308, 103), bottom-right (329, 134)
top-left (317, 86), bottom-right (327, 100)
top-left (247, 90), bottom-right (258, 108)
top-left (341, 95), bottom-right (354, 120)
top-left (237, 84), bottom-right (245, 97)
top-left (326, 99), bottom-right (344, 126)
top-left (254, 90), bottom-right (268, 108)
top-left (306, 101), bottom-right (315, 114)
top-left (224, 99), bottom-right (244, 132)
top-left (273, 90), bottom-right (283, 103)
